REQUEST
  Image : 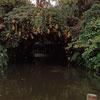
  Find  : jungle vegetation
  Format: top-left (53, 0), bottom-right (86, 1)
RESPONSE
top-left (0, 0), bottom-right (100, 71)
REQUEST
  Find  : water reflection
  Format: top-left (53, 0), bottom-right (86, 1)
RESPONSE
top-left (0, 63), bottom-right (100, 100)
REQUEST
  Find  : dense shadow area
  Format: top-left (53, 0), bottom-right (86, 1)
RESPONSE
top-left (8, 40), bottom-right (66, 64)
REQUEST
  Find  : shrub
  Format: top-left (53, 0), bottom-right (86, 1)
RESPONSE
top-left (0, 45), bottom-right (8, 70)
top-left (0, 5), bottom-right (71, 49)
top-left (0, 0), bottom-right (30, 15)
top-left (68, 4), bottom-right (100, 71)
top-left (81, 4), bottom-right (100, 27)
top-left (81, 18), bottom-right (100, 71)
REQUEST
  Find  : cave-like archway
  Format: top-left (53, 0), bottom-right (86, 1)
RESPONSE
top-left (1, 4), bottom-right (71, 64)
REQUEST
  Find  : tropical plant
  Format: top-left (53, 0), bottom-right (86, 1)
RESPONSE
top-left (0, 1), bottom-right (32, 48)
top-left (0, 5), bottom-right (71, 49)
top-left (0, 0), bottom-right (31, 68)
top-left (81, 17), bottom-right (100, 71)
top-left (68, 4), bottom-right (100, 71)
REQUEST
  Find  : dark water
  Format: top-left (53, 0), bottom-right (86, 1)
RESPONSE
top-left (0, 63), bottom-right (100, 100)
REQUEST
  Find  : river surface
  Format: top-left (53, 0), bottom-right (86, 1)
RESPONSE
top-left (0, 62), bottom-right (100, 100)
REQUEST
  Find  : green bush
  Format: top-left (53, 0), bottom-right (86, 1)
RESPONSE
top-left (0, 5), bottom-right (71, 49)
top-left (0, 45), bottom-right (8, 70)
top-left (0, 0), bottom-right (32, 48)
top-left (0, 0), bottom-right (30, 13)
top-left (81, 4), bottom-right (100, 27)
top-left (79, 4), bottom-right (100, 70)
top-left (81, 18), bottom-right (100, 71)
top-left (68, 4), bottom-right (100, 71)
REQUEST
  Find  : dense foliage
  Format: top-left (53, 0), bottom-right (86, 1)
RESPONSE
top-left (0, 6), bottom-right (71, 49)
top-left (0, 0), bottom-right (71, 69)
top-left (0, 45), bottom-right (8, 70)
top-left (1, 0), bottom-right (100, 71)
top-left (80, 4), bottom-right (100, 71)
top-left (68, 4), bottom-right (100, 71)
top-left (0, 0), bottom-right (31, 68)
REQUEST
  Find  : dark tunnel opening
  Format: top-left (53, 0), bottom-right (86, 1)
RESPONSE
top-left (8, 39), bottom-right (67, 64)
